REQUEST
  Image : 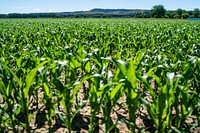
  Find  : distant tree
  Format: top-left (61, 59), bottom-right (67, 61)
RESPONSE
top-left (165, 11), bottom-right (171, 18)
top-left (170, 12), bottom-right (178, 18)
top-left (182, 13), bottom-right (189, 19)
top-left (189, 15), bottom-right (195, 18)
top-left (0, 14), bottom-right (7, 18)
top-left (143, 12), bottom-right (150, 18)
top-left (150, 5), bottom-right (166, 18)
top-left (134, 12), bottom-right (144, 18)
top-left (188, 11), bottom-right (193, 16)
top-left (173, 14), bottom-right (180, 19)
top-left (165, 11), bottom-right (176, 18)
top-left (8, 13), bottom-right (22, 18)
top-left (193, 8), bottom-right (200, 18)
top-left (176, 8), bottom-right (183, 18)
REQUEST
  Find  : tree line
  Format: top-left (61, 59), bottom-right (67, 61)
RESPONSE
top-left (0, 5), bottom-right (199, 19)
top-left (150, 5), bottom-right (200, 19)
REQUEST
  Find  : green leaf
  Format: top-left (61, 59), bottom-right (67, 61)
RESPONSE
top-left (127, 59), bottom-right (137, 89)
top-left (140, 97), bottom-right (158, 127)
top-left (16, 57), bottom-right (22, 67)
top-left (0, 80), bottom-right (6, 95)
top-left (43, 82), bottom-right (50, 97)
top-left (2, 64), bottom-right (22, 88)
top-left (130, 88), bottom-right (138, 99)
top-left (113, 59), bottom-right (127, 76)
top-left (97, 83), bottom-right (111, 97)
top-left (171, 126), bottom-right (182, 133)
top-left (24, 60), bottom-right (49, 98)
top-left (135, 50), bottom-right (145, 65)
top-left (70, 74), bottom-right (92, 103)
top-left (13, 104), bottom-right (21, 115)
top-left (85, 61), bottom-right (91, 73)
top-left (110, 83), bottom-right (124, 100)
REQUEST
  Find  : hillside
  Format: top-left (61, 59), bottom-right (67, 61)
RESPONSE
top-left (60, 8), bottom-right (150, 18)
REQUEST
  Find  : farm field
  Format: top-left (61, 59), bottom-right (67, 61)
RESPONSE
top-left (0, 18), bottom-right (200, 132)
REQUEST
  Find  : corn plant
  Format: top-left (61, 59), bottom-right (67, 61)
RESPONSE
top-left (0, 19), bottom-right (200, 132)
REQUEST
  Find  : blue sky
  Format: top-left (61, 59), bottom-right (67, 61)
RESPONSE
top-left (0, 0), bottom-right (199, 14)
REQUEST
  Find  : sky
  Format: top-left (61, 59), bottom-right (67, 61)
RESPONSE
top-left (0, 0), bottom-right (200, 14)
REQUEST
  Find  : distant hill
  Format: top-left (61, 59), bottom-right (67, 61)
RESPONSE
top-left (90, 8), bottom-right (149, 13)
top-left (60, 8), bottom-right (150, 18)
top-left (90, 8), bottom-right (133, 12)
top-left (61, 8), bottom-right (149, 14)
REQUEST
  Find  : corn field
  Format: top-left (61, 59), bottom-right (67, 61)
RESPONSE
top-left (0, 19), bottom-right (200, 132)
